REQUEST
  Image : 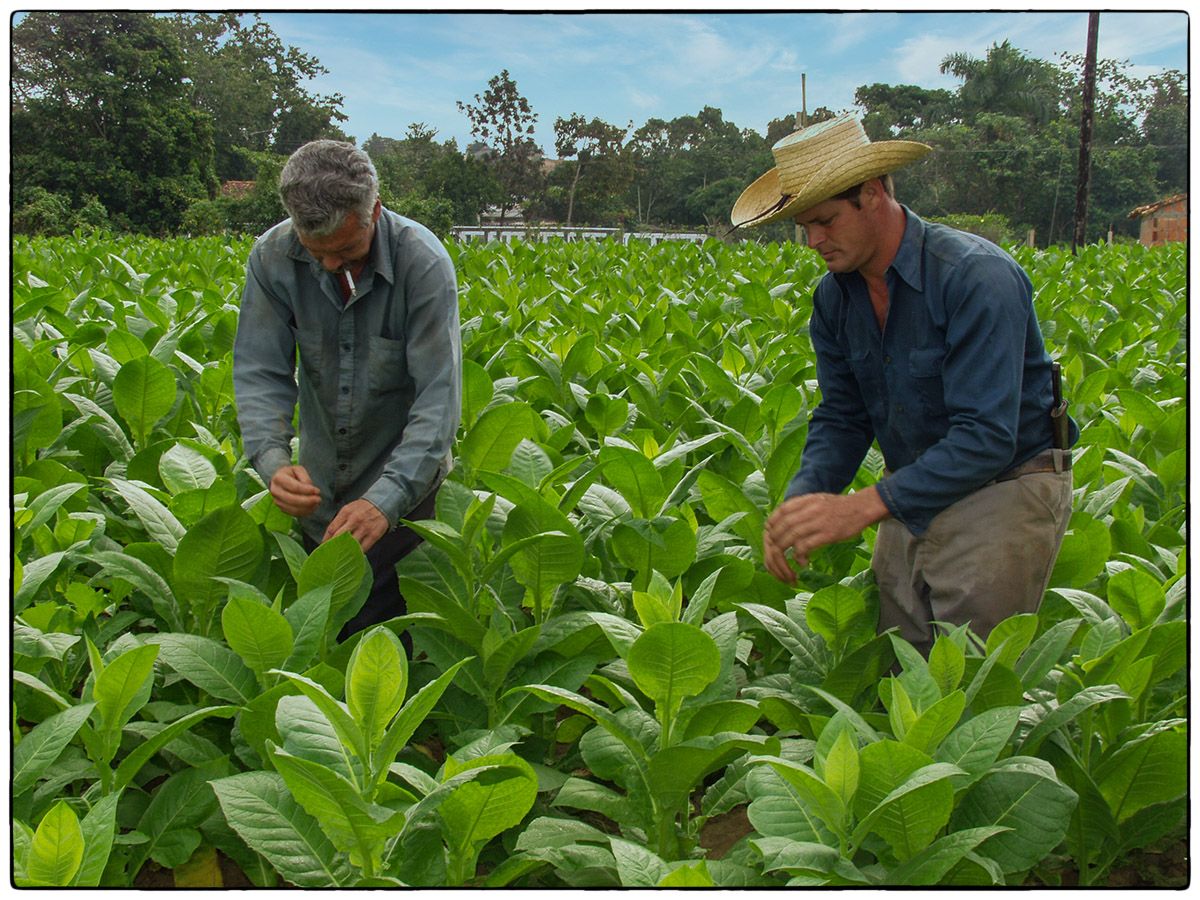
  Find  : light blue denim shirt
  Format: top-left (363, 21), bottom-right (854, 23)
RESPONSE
top-left (233, 207), bottom-right (461, 543)
top-left (786, 207), bottom-right (1077, 535)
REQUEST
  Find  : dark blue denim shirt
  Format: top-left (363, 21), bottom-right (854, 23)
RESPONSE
top-left (786, 207), bottom-right (1077, 535)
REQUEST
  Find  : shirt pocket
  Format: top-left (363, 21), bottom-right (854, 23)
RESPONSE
top-left (908, 347), bottom-right (947, 418)
top-left (368, 334), bottom-right (408, 395)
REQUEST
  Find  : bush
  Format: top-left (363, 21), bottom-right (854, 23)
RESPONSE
top-left (181, 199), bottom-right (229, 236)
top-left (927, 212), bottom-right (1016, 245)
top-left (73, 195), bottom-right (110, 232)
top-left (13, 187), bottom-right (73, 236)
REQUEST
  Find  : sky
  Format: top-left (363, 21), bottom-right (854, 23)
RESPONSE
top-left (255, 7), bottom-right (1191, 155)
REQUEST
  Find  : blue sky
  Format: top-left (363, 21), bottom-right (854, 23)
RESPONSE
top-left (258, 9), bottom-right (1190, 155)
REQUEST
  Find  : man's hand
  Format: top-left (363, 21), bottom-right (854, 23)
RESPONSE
top-left (763, 487), bottom-right (890, 584)
top-left (324, 498), bottom-right (389, 553)
top-left (270, 465), bottom-right (321, 518)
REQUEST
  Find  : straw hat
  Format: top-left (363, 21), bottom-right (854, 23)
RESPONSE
top-left (731, 115), bottom-right (932, 228)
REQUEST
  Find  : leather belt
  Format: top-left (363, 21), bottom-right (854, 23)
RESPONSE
top-left (989, 449), bottom-right (1072, 485)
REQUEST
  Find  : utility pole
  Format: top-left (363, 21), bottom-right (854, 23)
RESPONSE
top-left (795, 73), bottom-right (808, 244)
top-left (1072, 12), bottom-right (1100, 253)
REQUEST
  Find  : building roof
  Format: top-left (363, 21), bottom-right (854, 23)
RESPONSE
top-left (221, 180), bottom-right (256, 198)
top-left (1128, 192), bottom-right (1187, 219)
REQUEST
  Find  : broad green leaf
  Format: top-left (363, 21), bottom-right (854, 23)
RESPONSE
top-left (272, 749), bottom-right (402, 872)
top-left (173, 505), bottom-right (264, 613)
top-left (13, 703), bottom-right (96, 797)
top-left (159, 442), bottom-right (219, 494)
top-left (133, 761), bottom-right (226, 871)
top-left (210, 771), bottom-right (355, 887)
top-left (483, 625), bottom-right (540, 687)
top-left (459, 400), bottom-right (546, 474)
top-left (627, 622), bottom-right (720, 731)
top-left (274, 694), bottom-right (362, 784)
top-left (806, 584), bottom-right (871, 652)
top-left (113, 355), bottom-right (177, 442)
top-left (1094, 728), bottom-right (1187, 823)
top-left (823, 729), bottom-right (860, 810)
top-left (610, 836), bottom-right (669, 886)
top-left (903, 690), bottom-right (966, 756)
top-left (756, 756), bottom-right (846, 834)
top-left (113, 704), bottom-right (238, 792)
top-left (850, 762), bottom-right (962, 860)
top-left (648, 734), bottom-right (778, 815)
top-left (928, 635), bottom-right (965, 697)
top-left (1018, 684), bottom-right (1129, 755)
top-left (1049, 512), bottom-right (1111, 588)
top-left (283, 585), bottom-right (333, 673)
top-left (222, 595), bottom-right (294, 676)
top-left (935, 706), bottom-right (1021, 779)
top-left (611, 515), bottom-right (697, 581)
top-left (948, 756), bottom-right (1078, 875)
top-left (346, 627), bottom-right (408, 750)
top-left (150, 633), bottom-right (256, 704)
top-left (12, 622), bottom-right (80, 661)
top-left (19, 481), bottom-right (88, 537)
top-left (659, 859), bottom-right (714, 887)
top-left (983, 614), bottom-right (1038, 669)
top-left (696, 469), bottom-right (762, 547)
top-left (751, 836), bottom-right (867, 884)
top-left (88, 550), bottom-right (182, 631)
top-left (271, 671), bottom-right (369, 772)
top-left (886, 826), bottom-right (1011, 886)
top-left (73, 793), bottom-right (121, 887)
top-left (13, 550), bottom-right (69, 612)
top-left (1105, 566), bottom-right (1165, 631)
top-left (439, 752), bottom-right (539, 853)
top-left (26, 800), bottom-right (84, 887)
top-left (64, 393), bottom-right (134, 462)
top-left (598, 445), bottom-right (665, 517)
top-left (297, 532), bottom-right (371, 631)
top-left (92, 643), bottom-right (158, 732)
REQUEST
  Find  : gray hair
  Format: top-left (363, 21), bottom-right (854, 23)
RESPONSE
top-left (279, 140), bottom-right (379, 237)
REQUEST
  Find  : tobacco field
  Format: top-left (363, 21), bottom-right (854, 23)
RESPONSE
top-left (11, 232), bottom-right (1188, 887)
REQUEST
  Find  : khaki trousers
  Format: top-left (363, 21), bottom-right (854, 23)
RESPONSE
top-left (872, 458), bottom-right (1073, 656)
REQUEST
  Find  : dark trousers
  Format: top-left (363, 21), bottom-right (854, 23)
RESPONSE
top-left (303, 486), bottom-right (439, 652)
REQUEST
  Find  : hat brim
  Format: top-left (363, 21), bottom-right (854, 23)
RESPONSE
top-left (731, 140), bottom-right (932, 228)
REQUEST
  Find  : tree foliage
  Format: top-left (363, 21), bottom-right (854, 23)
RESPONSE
top-left (457, 70), bottom-right (545, 221)
top-left (166, 13), bottom-right (349, 180)
top-left (12, 11), bottom-right (217, 234)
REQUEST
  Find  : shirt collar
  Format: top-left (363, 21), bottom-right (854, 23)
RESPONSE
top-left (285, 206), bottom-right (396, 286)
top-left (889, 206), bottom-right (924, 292)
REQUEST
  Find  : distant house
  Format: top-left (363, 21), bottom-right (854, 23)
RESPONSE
top-left (220, 180), bottom-right (255, 199)
top-left (1128, 193), bottom-right (1187, 246)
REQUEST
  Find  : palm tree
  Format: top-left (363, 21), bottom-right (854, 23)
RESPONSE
top-left (940, 40), bottom-right (1063, 126)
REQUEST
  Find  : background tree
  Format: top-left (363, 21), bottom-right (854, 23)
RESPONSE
top-left (549, 114), bottom-right (632, 225)
top-left (167, 13), bottom-right (349, 180)
top-left (366, 124), bottom-right (500, 235)
top-left (12, 11), bottom-right (217, 234)
top-left (940, 39), bottom-right (1063, 125)
top-left (457, 69), bottom-right (544, 222)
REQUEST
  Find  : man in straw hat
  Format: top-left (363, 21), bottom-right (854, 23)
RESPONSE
top-left (733, 115), bottom-right (1077, 655)
top-left (234, 139), bottom-right (461, 646)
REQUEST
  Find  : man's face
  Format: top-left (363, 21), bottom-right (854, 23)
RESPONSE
top-left (794, 195), bottom-right (874, 274)
top-left (298, 199), bottom-right (380, 273)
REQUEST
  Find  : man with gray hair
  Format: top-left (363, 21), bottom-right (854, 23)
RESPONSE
top-left (234, 139), bottom-right (461, 642)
